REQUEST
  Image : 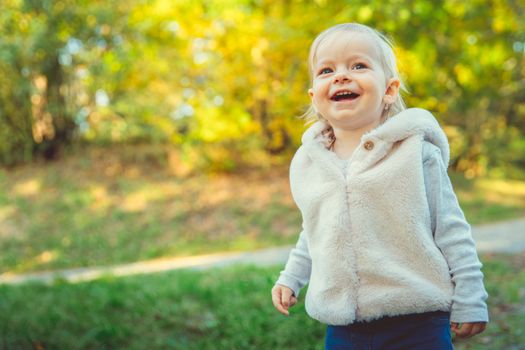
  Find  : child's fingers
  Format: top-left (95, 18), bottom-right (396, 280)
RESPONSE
top-left (452, 323), bottom-right (471, 338)
top-left (281, 287), bottom-right (294, 308)
top-left (451, 322), bottom-right (487, 338)
top-left (470, 323), bottom-right (486, 336)
top-left (274, 300), bottom-right (289, 315)
top-left (271, 286), bottom-right (289, 316)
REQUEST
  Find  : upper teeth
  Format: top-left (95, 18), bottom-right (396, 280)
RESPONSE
top-left (335, 91), bottom-right (352, 96)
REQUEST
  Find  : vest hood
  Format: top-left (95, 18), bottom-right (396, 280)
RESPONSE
top-left (300, 108), bottom-right (450, 166)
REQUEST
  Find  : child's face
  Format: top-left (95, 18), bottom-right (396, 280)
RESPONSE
top-left (308, 31), bottom-right (399, 131)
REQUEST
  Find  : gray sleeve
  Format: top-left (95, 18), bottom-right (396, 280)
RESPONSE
top-left (275, 228), bottom-right (312, 297)
top-left (422, 142), bottom-right (489, 323)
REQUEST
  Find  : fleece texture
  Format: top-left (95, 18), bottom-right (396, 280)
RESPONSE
top-left (276, 108), bottom-right (489, 325)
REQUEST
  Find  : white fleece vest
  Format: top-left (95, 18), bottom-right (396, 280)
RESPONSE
top-left (290, 108), bottom-right (455, 325)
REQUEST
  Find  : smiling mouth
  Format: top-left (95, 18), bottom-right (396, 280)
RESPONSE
top-left (331, 91), bottom-right (360, 101)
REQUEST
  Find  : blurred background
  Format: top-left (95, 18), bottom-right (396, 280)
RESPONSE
top-left (1, 0), bottom-right (524, 349)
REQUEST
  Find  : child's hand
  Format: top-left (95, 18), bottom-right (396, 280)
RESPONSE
top-left (271, 284), bottom-right (297, 316)
top-left (451, 322), bottom-right (487, 338)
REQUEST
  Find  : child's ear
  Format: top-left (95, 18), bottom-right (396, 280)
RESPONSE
top-left (308, 88), bottom-right (314, 99)
top-left (383, 78), bottom-right (400, 104)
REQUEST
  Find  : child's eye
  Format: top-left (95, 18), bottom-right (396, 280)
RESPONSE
top-left (352, 63), bottom-right (367, 70)
top-left (318, 67), bottom-right (333, 75)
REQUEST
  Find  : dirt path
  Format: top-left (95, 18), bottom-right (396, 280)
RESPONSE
top-left (1, 217), bottom-right (524, 285)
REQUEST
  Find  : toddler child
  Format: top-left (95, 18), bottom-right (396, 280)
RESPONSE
top-left (271, 23), bottom-right (488, 350)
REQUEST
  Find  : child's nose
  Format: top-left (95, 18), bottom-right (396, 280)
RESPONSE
top-left (333, 71), bottom-right (351, 84)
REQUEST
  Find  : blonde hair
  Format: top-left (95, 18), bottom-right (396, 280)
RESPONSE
top-left (302, 23), bottom-right (408, 149)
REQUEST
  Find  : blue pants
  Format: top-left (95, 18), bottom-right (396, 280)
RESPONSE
top-left (325, 311), bottom-right (453, 350)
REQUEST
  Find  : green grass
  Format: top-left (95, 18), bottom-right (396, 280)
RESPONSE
top-left (450, 173), bottom-right (525, 224)
top-left (0, 253), bottom-right (523, 349)
top-left (0, 146), bottom-right (301, 274)
top-left (1, 145), bottom-right (524, 274)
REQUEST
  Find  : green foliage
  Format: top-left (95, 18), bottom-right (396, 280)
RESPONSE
top-left (0, 0), bottom-right (133, 162)
top-left (0, 0), bottom-right (524, 177)
top-left (1, 256), bottom-right (524, 349)
top-left (0, 4), bottom-right (34, 165)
